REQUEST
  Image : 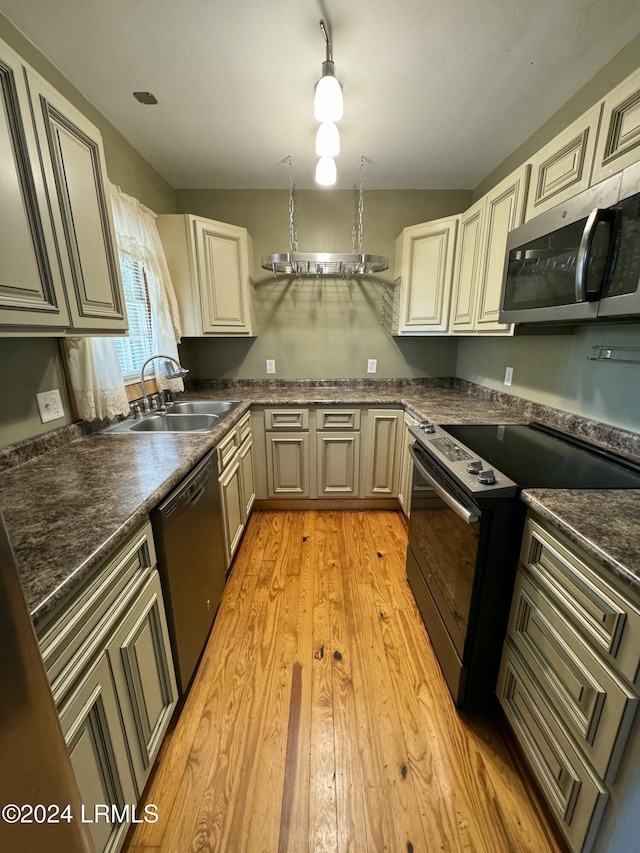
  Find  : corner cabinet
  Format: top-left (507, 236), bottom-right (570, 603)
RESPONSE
top-left (157, 214), bottom-right (256, 337)
top-left (450, 164), bottom-right (529, 335)
top-left (0, 35), bottom-right (126, 336)
top-left (386, 215), bottom-right (459, 335)
top-left (38, 522), bottom-right (178, 853)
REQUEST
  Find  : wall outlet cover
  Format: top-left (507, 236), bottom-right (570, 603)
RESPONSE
top-left (266, 359), bottom-right (276, 374)
top-left (367, 359), bottom-right (377, 374)
top-left (504, 366), bottom-right (513, 387)
top-left (36, 389), bottom-right (64, 423)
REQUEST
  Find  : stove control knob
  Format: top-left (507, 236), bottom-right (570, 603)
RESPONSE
top-left (478, 468), bottom-right (496, 485)
top-left (419, 421), bottom-right (436, 434)
top-left (467, 460), bottom-right (483, 474)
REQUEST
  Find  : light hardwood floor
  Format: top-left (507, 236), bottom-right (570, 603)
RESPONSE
top-left (124, 510), bottom-right (562, 853)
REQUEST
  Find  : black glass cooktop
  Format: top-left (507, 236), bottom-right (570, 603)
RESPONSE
top-left (441, 423), bottom-right (640, 489)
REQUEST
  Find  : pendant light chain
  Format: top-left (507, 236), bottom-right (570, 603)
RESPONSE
top-left (352, 155), bottom-right (364, 255)
top-left (288, 155), bottom-right (298, 255)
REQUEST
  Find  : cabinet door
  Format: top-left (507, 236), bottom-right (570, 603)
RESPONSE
top-left (317, 432), bottom-right (360, 498)
top-left (239, 435), bottom-right (256, 520)
top-left (0, 40), bottom-right (70, 331)
top-left (25, 68), bottom-right (126, 333)
top-left (266, 433), bottom-right (311, 498)
top-left (449, 199), bottom-right (486, 333)
top-left (475, 164), bottom-right (530, 333)
top-left (219, 450), bottom-right (245, 565)
top-left (193, 218), bottom-right (254, 335)
top-left (59, 652), bottom-right (137, 853)
top-left (397, 414), bottom-right (418, 516)
top-left (525, 104), bottom-right (601, 222)
top-left (106, 573), bottom-right (178, 795)
top-left (364, 410), bottom-right (402, 497)
top-left (592, 67), bottom-right (640, 185)
top-left (394, 216), bottom-right (458, 334)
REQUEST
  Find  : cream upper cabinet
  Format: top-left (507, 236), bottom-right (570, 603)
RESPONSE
top-left (449, 199), bottom-right (486, 333)
top-left (591, 67), bottom-right (640, 185)
top-left (475, 164), bottom-right (530, 331)
top-left (157, 214), bottom-right (255, 336)
top-left (391, 215), bottom-right (459, 334)
top-left (0, 39), bottom-right (70, 332)
top-left (25, 68), bottom-right (126, 333)
top-left (525, 104), bottom-right (602, 222)
top-left (450, 165), bottom-right (529, 335)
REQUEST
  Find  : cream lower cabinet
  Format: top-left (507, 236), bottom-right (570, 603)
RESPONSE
top-left (157, 214), bottom-right (255, 337)
top-left (388, 216), bottom-right (459, 335)
top-left (39, 522), bottom-right (178, 853)
top-left (397, 411), bottom-right (419, 516)
top-left (498, 515), bottom-right (640, 853)
top-left (450, 164), bottom-right (529, 335)
top-left (316, 409), bottom-right (362, 498)
top-left (363, 409), bottom-right (403, 498)
top-left (218, 412), bottom-right (255, 568)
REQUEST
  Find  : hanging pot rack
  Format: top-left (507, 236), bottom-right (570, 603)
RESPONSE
top-left (261, 156), bottom-right (389, 279)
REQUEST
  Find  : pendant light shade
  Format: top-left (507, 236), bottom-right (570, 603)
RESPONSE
top-left (315, 156), bottom-right (337, 186)
top-left (315, 122), bottom-right (340, 157)
top-left (313, 66), bottom-right (343, 122)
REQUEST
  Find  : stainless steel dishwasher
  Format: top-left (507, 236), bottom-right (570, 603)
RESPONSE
top-left (151, 448), bottom-right (226, 694)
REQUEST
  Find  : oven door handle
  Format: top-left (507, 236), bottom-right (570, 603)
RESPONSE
top-left (409, 445), bottom-right (480, 524)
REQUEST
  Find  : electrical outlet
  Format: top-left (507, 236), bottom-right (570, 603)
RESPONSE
top-left (504, 366), bottom-right (513, 387)
top-left (367, 358), bottom-right (377, 374)
top-left (36, 389), bottom-right (64, 423)
top-left (266, 359), bottom-right (276, 374)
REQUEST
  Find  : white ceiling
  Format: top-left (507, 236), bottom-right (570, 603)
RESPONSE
top-left (1, 0), bottom-right (640, 190)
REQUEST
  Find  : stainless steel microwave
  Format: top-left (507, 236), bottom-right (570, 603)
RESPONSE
top-left (499, 159), bottom-right (640, 325)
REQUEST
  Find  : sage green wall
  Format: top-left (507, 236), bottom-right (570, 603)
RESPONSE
top-left (456, 324), bottom-right (640, 433)
top-left (460, 35), bottom-right (640, 434)
top-left (0, 12), bottom-right (178, 449)
top-left (473, 34), bottom-right (640, 201)
top-left (176, 189), bottom-right (471, 380)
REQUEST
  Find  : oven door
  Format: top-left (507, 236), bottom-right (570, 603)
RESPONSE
top-left (406, 443), bottom-right (483, 705)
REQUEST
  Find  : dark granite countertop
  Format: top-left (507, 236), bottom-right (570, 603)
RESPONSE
top-left (1, 379), bottom-right (638, 627)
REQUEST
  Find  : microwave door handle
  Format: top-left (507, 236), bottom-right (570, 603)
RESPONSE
top-left (575, 207), bottom-right (612, 303)
top-left (409, 445), bottom-right (480, 524)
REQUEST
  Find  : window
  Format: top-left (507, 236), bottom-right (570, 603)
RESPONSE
top-left (115, 257), bottom-right (155, 383)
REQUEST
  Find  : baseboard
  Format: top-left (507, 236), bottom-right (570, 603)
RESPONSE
top-left (253, 498), bottom-right (401, 511)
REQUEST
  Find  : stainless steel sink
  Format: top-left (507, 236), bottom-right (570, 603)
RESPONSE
top-left (165, 400), bottom-right (240, 416)
top-left (101, 400), bottom-right (241, 434)
top-left (129, 413), bottom-right (219, 432)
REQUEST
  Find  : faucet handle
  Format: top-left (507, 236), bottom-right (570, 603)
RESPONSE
top-left (130, 401), bottom-right (142, 419)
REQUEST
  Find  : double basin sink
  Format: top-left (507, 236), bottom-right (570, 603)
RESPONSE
top-left (102, 400), bottom-right (241, 434)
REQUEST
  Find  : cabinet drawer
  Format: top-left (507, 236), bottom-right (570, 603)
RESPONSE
top-left (217, 427), bottom-right (239, 472)
top-left (522, 518), bottom-right (640, 685)
top-left (264, 408), bottom-right (309, 430)
top-left (498, 643), bottom-right (608, 853)
top-left (236, 410), bottom-right (252, 443)
top-left (38, 522), bottom-right (156, 687)
top-left (317, 408), bottom-right (361, 430)
top-left (509, 571), bottom-right (638, 781)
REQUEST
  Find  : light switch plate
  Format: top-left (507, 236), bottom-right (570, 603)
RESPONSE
top-left (36, 389), bottom-right (64, 423)
top-left (266, 359), bottom-right (276, 374)
top-left (367, 359), bottom-right (377, 374)
top-left (504, 366), bottom-right (513, 386)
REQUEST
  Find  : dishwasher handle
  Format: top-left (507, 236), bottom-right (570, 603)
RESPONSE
top-left (155, 448), bottom-right (217, 525)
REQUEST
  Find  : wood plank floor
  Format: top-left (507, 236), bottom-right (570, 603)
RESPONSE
top-left (124, 510), bottom-right (562, 853)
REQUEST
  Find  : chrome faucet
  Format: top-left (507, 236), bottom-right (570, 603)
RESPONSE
top-left (139, 355), bottom-right (189, 410)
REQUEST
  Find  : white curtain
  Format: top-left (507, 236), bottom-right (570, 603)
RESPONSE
top-left (109, 184), bottom-right (184, 394)
top-left (67, 185), bottom-right (184, 421)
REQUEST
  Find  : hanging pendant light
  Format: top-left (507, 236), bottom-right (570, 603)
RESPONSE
top-left (315, 156), bottom-right (337, 186)
top-left (313, 20), bottom-right (343, 122)
top-left (315, 122), bottom-right (340, 157)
